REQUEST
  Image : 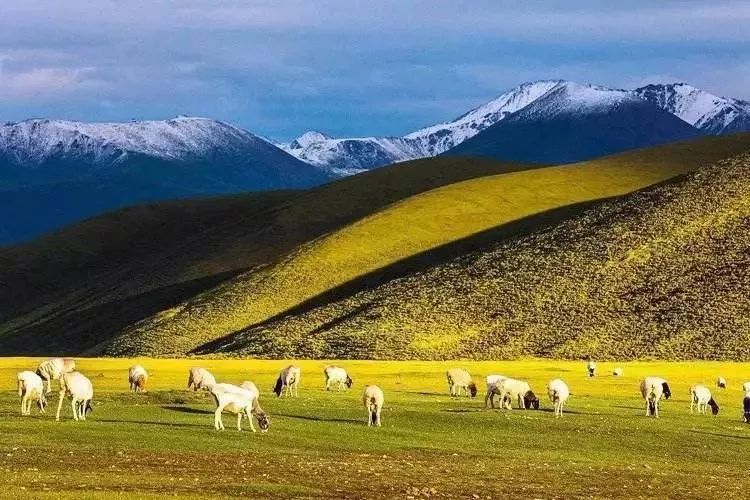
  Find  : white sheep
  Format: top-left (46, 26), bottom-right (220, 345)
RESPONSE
top-left (323, 365), bottom-right (352, 391)
top-left (547, 379), bottom-right (570, 418)
top-left (640, 377), bottom-right (672, 418)
top-left (716, 377), bottom-right (727, 389)
top-left (586, 359), bottom-right (596, 377)
top-left (187, 367), bottom-right (216, 391)
top-left (689, 384), bottom-right (720, 415)
top-left (128, 365), bottom-right (148, 392)
top-left (612, 368), bottom-right (623, 377)
top-left (273, 365), bottom-right (301, 397)
top-left (363, 385), bottom-right (384, 427)
top-left (36, 358), bottom-right (76, 394)
top-left (55, 372), bottom-right (93, 422)
top-left (487, 377), bottom-right (539, 410)
top-left (446, 368), bottom-right (477, 398)
top-left (17, 371), bottom-right (47, 416)
top-left (209, 383), bottom-right (270, 432)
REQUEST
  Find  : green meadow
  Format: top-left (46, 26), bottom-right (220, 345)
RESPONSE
top-left (1, 358), bottom-right (749, 498)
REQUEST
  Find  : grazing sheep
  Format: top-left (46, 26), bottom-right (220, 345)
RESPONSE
top-left (689, 385), bottom-right (720, 415)
top-left (323, 365), bottom-right (352, 391)
top-left (640, 377), bottom-right (672, 418)
top-left (209, 383), bottom-right (270, 432)
top-left (363, 385), bottom-right (384, 427)
top-left (17, 371), bottom-right (47, 416)
top-left (586, 359), bottom-right (596, 377)
top-left (547, 379), bottom-right (570, 418)
top-left (128, 365), bottom-right (148, 392)
top-left (488, 377), bottom-right (539, 410)
top-left (273, 365), bottom-right (301, 397)
top-left (716, 377), bottom-right (727, 389)
top-left (36, 358), bottom-right (76, 394)
top-left (613, 368), bottom-right (623, 377)
top-left (187, 367), bottom-right (216, 391)
top-left (446, 368), bottom-right (477, 398)
top-left (743, 393), bottom-right (750, 423)
top-left (55, 372), bottom-right (93, 422)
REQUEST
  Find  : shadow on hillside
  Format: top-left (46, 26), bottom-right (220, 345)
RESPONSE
top-left (191, 196), bottom-right (626, 355)
top-left (0, 270), bottom-right (243, 356)
top-left (162, 405), bottom-right (213, 415)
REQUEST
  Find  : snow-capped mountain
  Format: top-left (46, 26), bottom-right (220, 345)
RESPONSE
top-left (445, 80), bottom-right (702, 164)
top-left (633, 83), bottom-right (750, 135)
top-left (281, 80), bottom-right (750, 173)
top-left (0, 116), bottom-right (330, 244)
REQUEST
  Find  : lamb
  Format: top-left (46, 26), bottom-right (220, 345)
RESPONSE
top-left (187, 367), bottom-right (216, 391)
top-left (17, 371), bottom-right (47, 416)
top-left (55, 372), bottom-right (93, 422)
top-left (547, 379), bottom-right (570, 418)
top-left (640, 377), bottom-right (672, 418)
top-left (323, 365), bottom-right (352, 391)
top-left (128, 365), bottom-right (148, 392)
top-left (487, 377), bottom-right (539, 410)
top-left (363, 385), bottom-right (384, 427)
top-left (689, 384), bottom-right (720, 415)
top-left (446, 368), bottom-right (477, 398)
top-left (36, 358), bottom-right (76, 394)
top-left (716, 377), bottom-right (727, 389)
top-left (612, 368), bottom-right (623, 377)
top-left (209, 383), bottom-right (270, 432)
top-left (586, 359), bottom-right (596, 377)
top-left (273, 365), bottom-right (301, 397)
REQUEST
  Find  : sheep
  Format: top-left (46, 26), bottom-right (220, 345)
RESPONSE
top-left (586, 359), bottom-right (596, 377)
top-left (487, 377), bottom-right (539, 410)
top-left (17, 371), bottom-right (47, 416)
top-left (716, 377), bottom-right (727, 389)
top-left (323, 365), bottom-right (352, 391)
top-left (547, 379), bottom-right (570, 418)
top-left (273, 365), bottom-right (301, 397)
top-left (743, 393), bottom-right (750, 423)
top-left (640, 377), bottom-right (672, 418)
top-left (363, 385), bottom-right (384, 427)
top-left (55, 372), bottom-right (93, 422)
top-left (187, 367), bottom-right (216, 391)
top-left (36, 358), bottom-right (76, 394)
top-left (128, 365), bottom-right (148, 392)
top-left (446, 368), bottom-right (477, 398)
top-left (689, 384), bottom-right (720, 415)
top-left (209, 383), bottom-right (270, 432)
top-left (613, 368), bottom-right (623, 377)
top-left (743, 382), bottom-right (750, 393)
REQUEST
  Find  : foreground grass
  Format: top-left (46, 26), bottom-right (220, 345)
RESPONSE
top-left (1, 358), bottom-right (749, 499)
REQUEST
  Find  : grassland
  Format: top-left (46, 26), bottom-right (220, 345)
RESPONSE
top-left (1, 358), bottom-right (750, 499)
top-left (106, 135), bottom-right (750, 357)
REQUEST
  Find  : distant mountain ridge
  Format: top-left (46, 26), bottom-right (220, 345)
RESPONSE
top-left (281, 81), bottom-right (750, 171)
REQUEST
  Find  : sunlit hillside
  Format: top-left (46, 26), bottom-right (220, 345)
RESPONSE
top-left (101, 135), bottom-right (750, 357)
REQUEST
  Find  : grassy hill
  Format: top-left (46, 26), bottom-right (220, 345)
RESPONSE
top-left (0, 156), bottom-right (536, 354)
top-left (99, 134), bottom-right (750, 357)
top-left (215, 150), bottom-right (750, 360)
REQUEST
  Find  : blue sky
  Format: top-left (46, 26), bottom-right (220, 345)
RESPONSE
top-left (1, 1), bottom-right (748, 140)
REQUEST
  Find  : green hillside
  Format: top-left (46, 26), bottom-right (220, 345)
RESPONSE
top-left (101, 134), bottom-right (750, 357)
top-left (214, 150), bottom-right (750, 360)
top-left (0, 156), bottom-right (534, 354)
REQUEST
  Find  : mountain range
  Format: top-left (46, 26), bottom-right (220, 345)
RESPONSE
top-left (1, 80), bottom-right (749, 244)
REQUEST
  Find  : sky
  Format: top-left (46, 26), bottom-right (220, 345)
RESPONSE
top-left (1, 1), bottom-right (749, 141)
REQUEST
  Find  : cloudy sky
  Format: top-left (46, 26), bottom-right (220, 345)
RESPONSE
top-left (1, 1), bottom-right (748, 140)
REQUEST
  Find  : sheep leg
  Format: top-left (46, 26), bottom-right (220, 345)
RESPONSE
top-left (236, 412), bottom-right (242, 431)
top-left (247, 409), bottom-right (256, 432)
top-left (214, 406), bottom-right (225, 430)
top-left (376, 408), bottom-right (381, 427)
top-left (71, 399), bottom-right (79, 421)
top-left (20, 395), bottom-right (26, 416)
top-left (55, 391), bottom-right (66, 421)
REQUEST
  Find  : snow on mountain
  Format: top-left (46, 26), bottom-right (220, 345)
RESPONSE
top-left (634, 83), bottom-right (750, 135)
top-left (0, 116), bottom-right (272, 167)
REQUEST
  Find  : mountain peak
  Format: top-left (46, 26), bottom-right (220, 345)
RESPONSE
top-left (288, 130), bottom-right (332, 150)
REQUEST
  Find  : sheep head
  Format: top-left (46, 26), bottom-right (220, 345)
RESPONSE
top-left (468, 383), bottom-right (478, 398)
top-left (273, 377), bottom-right (284, 397)
top-left (255, 412), bottom-right (271, 432)
top-left (661, 382), bottom-right (672, 399)
top-left (345, 376), bottom-right (353, 389)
